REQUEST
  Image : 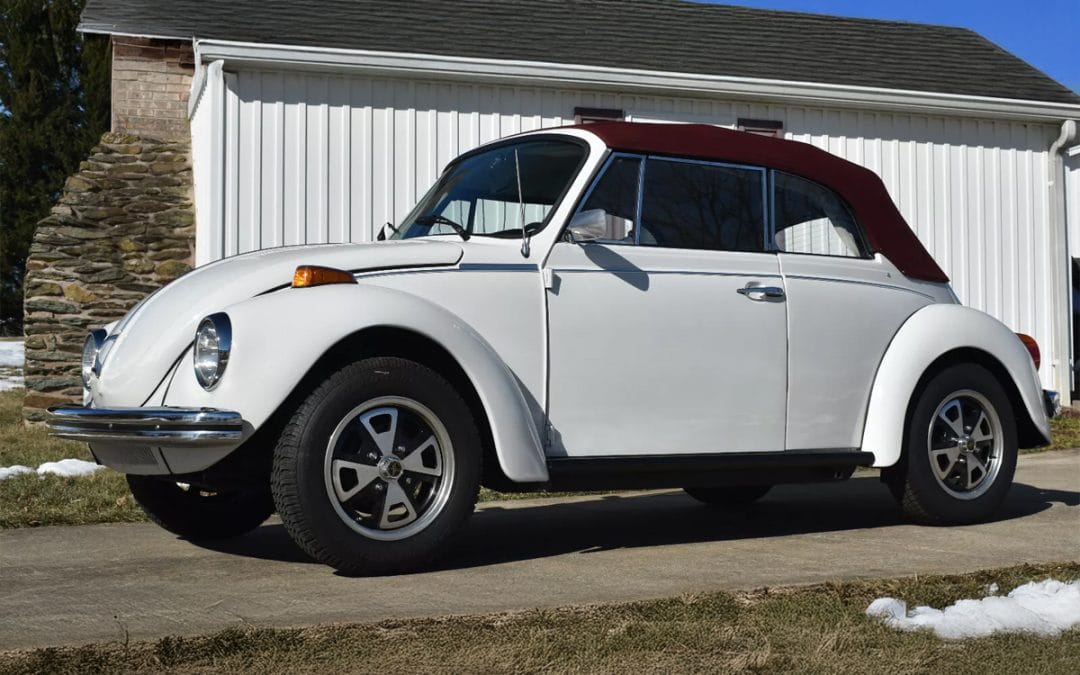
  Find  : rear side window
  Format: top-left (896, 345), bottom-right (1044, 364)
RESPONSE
top-left (772, 172), bottom-right (867, 258)
top-left (640, 158), bottom-right (766, 252)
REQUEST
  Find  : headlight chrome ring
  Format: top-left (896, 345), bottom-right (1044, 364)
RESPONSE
top-left (194, 313), bottom-right (232, 391)
top-left (81, 329), bottom-right (107, 387)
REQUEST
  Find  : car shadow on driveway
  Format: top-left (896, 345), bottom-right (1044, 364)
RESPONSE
top-left (192, 476), bottom-right (1078, 572)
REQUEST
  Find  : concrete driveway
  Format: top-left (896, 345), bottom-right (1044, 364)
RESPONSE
top-left (1, 449), bottom-right (1077, 650)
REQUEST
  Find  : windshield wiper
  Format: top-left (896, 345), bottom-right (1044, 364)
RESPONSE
top-left (485, 222), bottom-right (546, 239)
top-left (413, 214), bottom-right (470, 241)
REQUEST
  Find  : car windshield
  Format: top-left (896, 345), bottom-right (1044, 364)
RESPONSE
top-left (392, 139), bottom-right (587, 240)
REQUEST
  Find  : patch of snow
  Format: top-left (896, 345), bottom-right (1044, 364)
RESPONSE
top-left (36, 459), bottom-right (104, 478)
top-left (0, 459), bottom-right (104, 481)
top-left (0, 373), bottom-right (25, 392)
top-left (0, 465), bottom-right (34, 480)
top-left (868, 579), bottom-right (1080, 639)
top-left (0, 340), bottom-right (25, 391)
top-left (0, 340), bottom-right (24, 367)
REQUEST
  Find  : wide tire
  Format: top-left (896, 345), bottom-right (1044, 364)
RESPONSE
top-left (683, 484), bottom-right (771, 506)
top-left (271, 357), bottom-right (481, 575)
top-left (127, 475), bottom-right (274, 540)
top-left (886, 363), bottom-right (1018, 525)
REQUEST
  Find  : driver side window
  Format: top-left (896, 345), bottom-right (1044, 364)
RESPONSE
top-left (576, 156), bottom-right (642, 243)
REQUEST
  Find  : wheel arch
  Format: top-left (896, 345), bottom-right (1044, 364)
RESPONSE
top-left (905, 348), bottom-right (1046, 451)
top-left (164, 284), bottom-right (549, 483)
top-left (861, 304), bottom-right (1050, 468)
top-left (284, 326), bottom-right (512, 489)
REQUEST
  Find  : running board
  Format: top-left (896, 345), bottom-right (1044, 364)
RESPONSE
top-left (544, 450), bottom-right (874, 491)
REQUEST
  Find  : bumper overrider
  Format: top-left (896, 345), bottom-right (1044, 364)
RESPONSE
top-left (46, 406), bottom-right (245, 475)
top-left (1043, 390), bottom-right (1061, 419)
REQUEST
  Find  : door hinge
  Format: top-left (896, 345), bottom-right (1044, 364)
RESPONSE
top-left (543, 268), bottom-right (555, 290)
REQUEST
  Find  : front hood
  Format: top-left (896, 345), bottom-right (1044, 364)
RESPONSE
top-left (94, 240), bottom-right (463, 406)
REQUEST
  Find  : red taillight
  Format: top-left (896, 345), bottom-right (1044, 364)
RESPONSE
top-left (1017, 333), bottom-right (1040, 370)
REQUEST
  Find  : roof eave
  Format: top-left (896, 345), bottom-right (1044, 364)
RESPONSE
top-left (79, 22), bottom-right (193, 42)
top-left (86, 31), bottom-right (1073, 123)
top-left (193, 39), bottom-right (1080, 123)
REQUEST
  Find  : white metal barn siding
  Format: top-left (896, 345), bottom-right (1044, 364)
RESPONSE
top-left (190, 66), bottom-right (1063, 391)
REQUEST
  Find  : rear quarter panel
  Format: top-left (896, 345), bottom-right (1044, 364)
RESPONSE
top-left (780, 253), bottom-right (935, 450)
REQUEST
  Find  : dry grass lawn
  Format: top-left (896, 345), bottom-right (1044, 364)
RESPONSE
top-left (0, 390), bottom-right (143, 527)
top-left (1, 562), bottom-right (1077, 674)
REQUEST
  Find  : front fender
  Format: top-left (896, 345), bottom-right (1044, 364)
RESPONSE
top-left (861, 303), bottom-right (1049, 468)
top-left (165, 284), bottom-right (549, 482)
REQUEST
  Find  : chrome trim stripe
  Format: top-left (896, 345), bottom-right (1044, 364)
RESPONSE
top-left (46, 405), bottom-right (244, 447)
top-left (635, 154), bottom-right (646, 246)
top-left (552, 268), bottom-right (783, 279)
top-left (47, 427), bottom-right (242, 446)
top-left (782, 273), bottom-right (936, 300)
top-left (48, 406), bottom-right (242, 426)
top-left (457, 263), bottom-right (540, 272)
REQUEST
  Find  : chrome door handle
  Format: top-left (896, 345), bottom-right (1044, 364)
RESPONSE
top-left (737, 285), bottom-right (785, 300)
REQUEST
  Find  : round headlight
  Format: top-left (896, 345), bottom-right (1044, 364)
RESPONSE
top-left (194, 313), bottom-right (232, 390)
top-left (81, 330), bottom-right (107, 387)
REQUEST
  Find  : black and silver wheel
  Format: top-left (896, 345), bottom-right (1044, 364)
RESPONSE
top-left (684, 484), bottom-right (771, 506)
top-left (127, 475), bottom-right (274, 540)
top-left (324, 396), bottom-right (456, 541)
top-left (887, 363), bottom-right (1017, 525)
top-left (272, 357), bottom-right (481, 575)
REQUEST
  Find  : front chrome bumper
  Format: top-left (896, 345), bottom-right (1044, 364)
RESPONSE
top-left (46, 406), bottom-right (245, 446)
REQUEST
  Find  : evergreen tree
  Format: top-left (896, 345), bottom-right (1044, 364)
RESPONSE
top-left (0, 0), bottom-right (109, 335)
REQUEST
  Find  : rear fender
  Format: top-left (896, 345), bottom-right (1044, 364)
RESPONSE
top-left (861, 304), bottom-right (1049, 467)
top-left (164, 284), bottom-right (549, 482)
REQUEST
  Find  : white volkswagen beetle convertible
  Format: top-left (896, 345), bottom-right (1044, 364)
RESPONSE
top-left (49, 122), bottom-right (1055, 574)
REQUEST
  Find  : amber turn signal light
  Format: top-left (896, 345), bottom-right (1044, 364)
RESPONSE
top-left (1017, 333), bottom-right (1040, 370)
top-left (292, 265), bottom-right (357, 288)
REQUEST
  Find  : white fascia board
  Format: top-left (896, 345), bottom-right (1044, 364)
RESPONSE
top-left (187, 47), bottom-right (209, 119)
top-left (196, 39), bottom-right (1080, 123)
top-left (78, 25), bottom-right (193, 42)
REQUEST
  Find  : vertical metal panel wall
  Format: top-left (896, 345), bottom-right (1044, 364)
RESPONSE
top-left (192, 67), bottom-right (1062, 389)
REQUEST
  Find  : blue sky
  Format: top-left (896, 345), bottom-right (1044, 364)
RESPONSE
top-left (709, 1), bottom-right (1080, 94)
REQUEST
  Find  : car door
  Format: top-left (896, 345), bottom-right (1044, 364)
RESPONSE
top-left (544, 154), bottom-right (788, 457)
top-left (771, 170), bottom-right (933, 450)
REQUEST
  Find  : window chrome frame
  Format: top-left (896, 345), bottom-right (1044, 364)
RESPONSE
top-left (568, 151), bottom-right (886, 260)
top-left (567, 152), bottom-right (772, 253)
top-left (565, 151), bottom-right (646, 247)
top-left (767, 169), bottom-right (874, 260)
top-left (396, 134), bottom-right (590, 241)
top-left (635, 156), bottom-right (647, 246)
top-left (637, 155), bottom-right (770, 254)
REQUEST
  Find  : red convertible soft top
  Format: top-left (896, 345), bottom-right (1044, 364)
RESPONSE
top-left (574, 121), bottom-right (948, 283)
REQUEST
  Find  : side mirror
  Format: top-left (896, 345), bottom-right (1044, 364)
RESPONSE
top-left (376, 221), bottom-right (397, 241)
top-left (566, 209), bottom-right (609, 243)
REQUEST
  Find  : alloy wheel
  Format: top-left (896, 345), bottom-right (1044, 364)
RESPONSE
top-left (925, 389), bottom-right (1003, 500)
top-left (323, 396), bottom-right (455, 541)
